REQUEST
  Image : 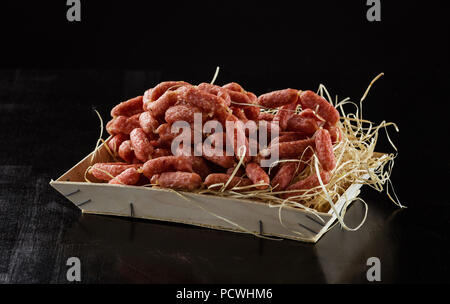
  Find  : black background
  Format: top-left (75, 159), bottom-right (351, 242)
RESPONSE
top-left (0, 0), bottom-right (449, 285)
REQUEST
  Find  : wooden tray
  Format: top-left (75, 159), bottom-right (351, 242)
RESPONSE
top-left (50, 141), bottom-right (368, 243)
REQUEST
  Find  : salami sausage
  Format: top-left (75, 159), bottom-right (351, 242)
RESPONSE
top-left (245, 162), bottom-right (270, 190)
top-left (106, 113), bottom-right (141, 135)
top-left (130, 128), bottom-right (154, 162)
top-left (231, 107), bottom-right (249, 122)
top-left (139, 111), bottom-right (159, 135)
top-left (143, 88), bottom-right (153, 111)
top-left (118, 140), bottom-right (135, 163)
top-left (177, 86), bottom-right (231, 123)
top-left (286, 114), bottom-right (319, 135)
top-left (151, 148), bottom-right (172, 158)
top-left (197, 83), bottom-right (231, 106)
top-left (155, 122), bottom-right (198, 149)
top-left (111, 96), bottom-right (144, 117)
top-left (107, 134), bottom-right (129, 156)
top-left (150, 171), bottom-right (202, 191)
top-left (258, 89), bottom-right (298, 108)
top-left (191, 156), bottom-right (211, 180)
top-left (108, 167), bottom-right (141, 185)
top-left (314, 128), bottom-right (336, 171)
top-left (226, 166), bottom-right (245, 177)
top-left (148, 81), bottom-right (191, 103)
top-left (299, 108), bottom-right (324, 124)
top-left (244, 92), bottom-right (260, 120)
top-left (222, 82), bottom-right (244, 92)
top-left (225, 115), bottom-right (251, 163)
top-left (147, 89), bottom-right (179, 121)
top-left (269, 132), bottom-right (308, 146)
top-left (261, 138), bottom-right (315, 159)
top-left (142, 156), bottom-right (193, 178)
top-left (258, 120), bottom-right (281, 137)
top-left (270, 162), bottom-right (298, 191)
top-left (204, 173), bottom-right (252, 190)
top-left (273, 98), bottom-right (298, 131)
top-left (283, 171), bottom-right (331, 199)
top-left (165, 104), bottom-right (204, 124)
top-left (227, 90), bottom-right (260, 120)
top-left (258, 112), bottom-right (275, 121)
top-left (173, 145), bottom-right (212, 180)
top-left (202, 147), bottom-right (236, 168)
top-left (89, 162), bottom-right (140, 181)
top-left (299, 90), bottom-right (340, 125)
top-left (324, 122), bottom-right (341, 144)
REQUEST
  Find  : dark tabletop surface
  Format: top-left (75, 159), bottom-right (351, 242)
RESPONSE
top-left (0, 1), bottom-right (449, 285)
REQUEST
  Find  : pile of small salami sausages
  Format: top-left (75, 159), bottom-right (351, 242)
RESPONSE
top-left (89, 80), bottom-right (341, 199)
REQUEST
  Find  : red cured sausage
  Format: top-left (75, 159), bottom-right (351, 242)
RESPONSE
top-left (143, 88), bottom-right (153, 111)
top-left (245, 162), bottom-right (270, 190)
top-left (258, 89), bottom-right (298, 108)
top-left (139, 111), bottom-right (159, 135)
top-left (246, 91), bottom-right (257, 102)
top-left (107, 134), bottom-right (129, 156)
top-left (197, 83), bottom-right (231, 107)
top-left (222, 82), bottom-right (245, 92)
top-left (176, 86), bottom-right (231, 123)
top-left (258, 120), bottom-right (281, 137)
top-left (89, 162), bottom-right (141, 181)
top-left (191, 156), bottom-right (211, 180)
top-left (173, 145), bottom-right (211, 180)
top-left (298, 147), bottom-right (314, 170)
top-left (227, 90), bottom-right (250, 105)
top-left (202, 147), bottom-right (236, 168)
top-left (130, 128), bottom-right (154, 162)
top-left (244, 92), bottom-right (260, 120)
top-left (151, 148), bottom-right (172, 158)
top-left (154, 123), bottom-right (173, 148)
top-left (118, 140), bottom-right (135, 163)
top-left (165, 104), bottom-right (204, 124)
top-left (261, 138), bottom-right (315, 159)
top-left (231, 107), bottom-right (249, 123)
top-left (270, 148), bottom-right (314, 191)
top-left (314, 128), bottom-right (336, 171)
top-left (227, 90), bottom-right (260, 120)
top-left (148, 81), bottom-right (191, 103)
top-left (150, 172), bottom-right (202, 191)
top-left (286, 115), bottom-right (319, 135)
top-left (106, 113), bottom-right (141, 135)
top-left (270, 162), bottom-right (298, 191)
top-left (167, 122), bottom-right (202, 149)
top-left (257, 120), bottom-right (279, 150)
top-left (142, 156), bottom-right (193, 178)
top-left (324, 122), bottom-right (342, 144)
top-left (204, 173), bottom-right (253, 190)
top-left (225, 115), bottom-right (251, 163)
top-left (283, 171), bottom-right (331, 199)
top-left (299, 90), bottom-right (340, 125)
top-left (298, 108), bottom-right (324, 124)
top-left (147, 89), bottom-right (179, 121)
top-left (270, 132), bottom-right (308, 146)
top-left (154, 123), bottom-right (189, 149)
top-left (109, 167), bottom-right (141, 185)
top-left (226, 166), bottom-right (245, 177)
top-left (204, 131), bottom-right (226, 149)
top-left (111, 96), bottom-right (144, 117)
top-left (258, 112), bottom-right (275, 121)
top-left (273, 98), bottom-right (298, 131)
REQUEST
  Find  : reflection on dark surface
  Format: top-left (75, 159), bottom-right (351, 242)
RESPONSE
top-left (60, 188), bottom-right (402, 283)
top-left (65, 214), bottom-right (324, 283)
